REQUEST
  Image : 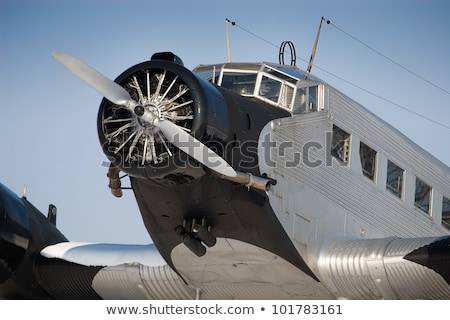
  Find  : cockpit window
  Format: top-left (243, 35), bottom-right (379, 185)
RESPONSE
top-left (280, 84), bottom-right (294, 108)
top-left (263, 66), bottom-right (297, 84)
top-left (259, 76), bottom-right (282, 102)
top-left (194, 63), bottom-right (324, 113)
top-left (293, 85), bottom-right (318, 114)
top-left (221, 73), bottom-right (257, 95)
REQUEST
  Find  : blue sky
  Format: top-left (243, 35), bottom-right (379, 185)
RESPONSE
top-left (1, 0), bottom-right (449, 244)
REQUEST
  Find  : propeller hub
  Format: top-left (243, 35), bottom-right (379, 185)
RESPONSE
top-left (133, 103), bottom-right (162, 127)
top-left (134, 105), bottom-right (145, 116)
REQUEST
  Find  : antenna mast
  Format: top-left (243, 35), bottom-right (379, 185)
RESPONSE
top-left (225, 18), bottom-right (234, 62)
top-left (22, 184), bottom-right (27, 199)
top-left (307, 17), bottom-right (330, 73)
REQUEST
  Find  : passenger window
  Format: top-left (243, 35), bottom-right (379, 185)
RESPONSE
top-left (359, 142), bottom-right (377, 181)
top-left (331, 125), bottom-right (350, 164)
top-left (414, 178), bottom-right (432, 214)
top-left (442, 196), bottom-right (450, 230)
top-left (386, 160), bottom-right (404, 198)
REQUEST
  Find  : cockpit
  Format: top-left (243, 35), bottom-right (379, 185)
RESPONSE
top-left (193, 62), bottom-right (324, 114)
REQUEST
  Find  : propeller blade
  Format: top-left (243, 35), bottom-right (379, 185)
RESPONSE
top-left (51, 51), bottom-right (132, 107)
top-left (154, 119), bottom-right (237, 178)
top-left (53, 51), bottom-right (237, 178)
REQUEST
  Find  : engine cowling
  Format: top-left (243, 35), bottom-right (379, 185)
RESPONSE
top-left (0, 183), bottom-right (30, 284)
top-left (0, 183), bottom-right (67, 298)
top-left (97, 56), bottom-right (230, 185)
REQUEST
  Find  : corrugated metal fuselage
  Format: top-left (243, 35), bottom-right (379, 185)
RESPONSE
top-left (257, 85), bottom-right (450, 299)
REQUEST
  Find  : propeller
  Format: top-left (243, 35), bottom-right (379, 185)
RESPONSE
top-left (52, 51), bottom-right (237, 178)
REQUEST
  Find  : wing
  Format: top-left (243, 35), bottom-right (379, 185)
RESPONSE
top-left (38, 240), bottom-right (334, 299)
top-left (0, 182), bottom-right (330, 300)
top-left (38, 242), bottom-right (193, 299)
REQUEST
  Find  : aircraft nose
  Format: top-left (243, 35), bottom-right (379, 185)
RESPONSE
top-left (0, 183), bottom-right (30, 285)
top-left (0, 183), bottom-right (30, 250)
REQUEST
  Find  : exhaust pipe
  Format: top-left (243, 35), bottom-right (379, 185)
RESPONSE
top-left (107, 163), bottom-right (122, 198)
top-left (217, 171), bottom-right (276, 191)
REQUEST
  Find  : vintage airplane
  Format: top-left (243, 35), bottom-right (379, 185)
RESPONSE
top-left (1, 47), bottom-right (449, 299)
